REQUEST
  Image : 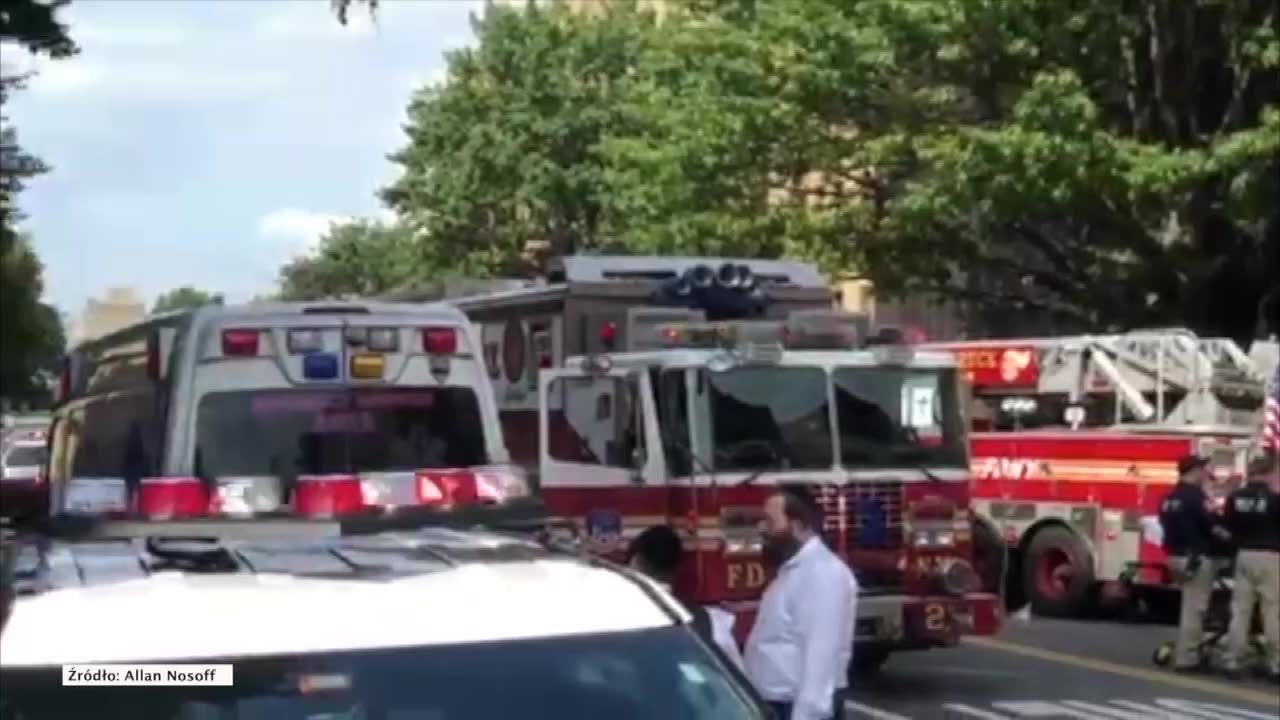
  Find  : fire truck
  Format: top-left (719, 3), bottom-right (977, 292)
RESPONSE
top-left (428, 256), bottom-right (1005, 672)
top-left (922, 330), bottom-right (1270, 617)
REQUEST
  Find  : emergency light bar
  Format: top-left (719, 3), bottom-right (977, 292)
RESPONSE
top-left (655, 311), bottom-right (873, 352)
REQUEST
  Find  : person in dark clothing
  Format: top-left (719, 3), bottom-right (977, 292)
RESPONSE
top-left (1158, 455), bottom-right (1221, 671)
top-left (626, 525), bottom-right (745, 670)
top-left (1221, 454), bottom-right (1280, 680)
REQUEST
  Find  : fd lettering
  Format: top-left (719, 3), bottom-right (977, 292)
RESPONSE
top-left (727, 562), bottom-right (766, 590)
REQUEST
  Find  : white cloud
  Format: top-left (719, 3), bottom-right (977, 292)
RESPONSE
top-left (259, 208), bottom-right (350, 256)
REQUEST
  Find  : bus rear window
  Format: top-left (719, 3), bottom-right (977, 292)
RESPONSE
top-left (194, 389), bottom-right (488, 480)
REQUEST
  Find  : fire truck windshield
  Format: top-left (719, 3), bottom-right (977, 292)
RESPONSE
top-left (704, 367), bottom-right (832, 471)
top-left (833, 367), bottom-right (967, 469)
top-left (194, 388), bottom-right (489, 480)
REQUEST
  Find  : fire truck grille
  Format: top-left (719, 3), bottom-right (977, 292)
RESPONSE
top-left (810, 481), bottom-right (905, 550)
top-left (810, 481), bottom-right (907, 593)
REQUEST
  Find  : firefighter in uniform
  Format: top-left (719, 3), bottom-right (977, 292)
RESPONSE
top-left (1158, 455), bottom-right (1220, 672)
top-left (1222, 454), bottom-right (1280, 681)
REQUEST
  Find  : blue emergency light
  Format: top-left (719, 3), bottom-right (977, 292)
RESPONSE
top-left (302, 352), bottom-right (340, 380)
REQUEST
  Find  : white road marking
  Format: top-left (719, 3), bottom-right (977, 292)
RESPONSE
top-left (992, 701), bottom-right (1102, 719)
top-left (941, 704), bottom-right (1014, 719)
top-left (848, 697), bottom-right (1280, 719)
top-left (843, 700), bottom-right (911, 719)
top-left (1154, 699), bottom-right (1280, 720)
top-left (1110, 699), bottom-right (1213, 719)
top-left (1060, 700), bottom-right (1165, 719)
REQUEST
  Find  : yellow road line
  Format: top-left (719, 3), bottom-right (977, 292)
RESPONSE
top-left (963, 636), bottom-right (1279, 707)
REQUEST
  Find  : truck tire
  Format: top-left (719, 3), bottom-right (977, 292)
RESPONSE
top-left (971, 513), bottom-right (1007, 597)
top-left (1022, 526), bottom-right (1095, 618)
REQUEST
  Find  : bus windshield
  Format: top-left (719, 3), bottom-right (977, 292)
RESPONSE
top-left (833, 367), bottom-right (967, 469)
top-left (194, 388), bottom-right (489, 480)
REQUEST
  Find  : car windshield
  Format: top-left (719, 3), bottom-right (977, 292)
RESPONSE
top-left (3, 445), bottom-right (45, 468)
top-left (0, 627), bottom-right (765, 720)
top-left (194, 388), bottom-right (488, 480)
top-left (703, 367), bottom-right (832, 471)
top-left (833, 367), bottom-right (967, 468)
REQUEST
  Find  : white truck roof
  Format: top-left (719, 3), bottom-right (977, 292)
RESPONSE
top-left (0, 527), bottom-right (682, 667)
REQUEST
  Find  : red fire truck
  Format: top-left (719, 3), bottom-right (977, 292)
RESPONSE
top-left (428, 256), bottom-right (1005, 673)
top-left (923, 331), bottom-right (1270, 617)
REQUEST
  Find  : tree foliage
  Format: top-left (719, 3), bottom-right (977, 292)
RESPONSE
top-left (278, 219), bottom-right (425, 300)
top-left (152, 286), bottom-right (225, 314)
top-left (370, 0), bottom-right (1277, 339)
top-left (384, 2), bottom-right (663, 276)
top-left (1, 0), bottom-right (76, 407)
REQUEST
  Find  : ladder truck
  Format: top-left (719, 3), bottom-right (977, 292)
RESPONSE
top-left (923, 329), bottom-right (1270, 616)
top-left (394, 255), bottom-right (1007, 674)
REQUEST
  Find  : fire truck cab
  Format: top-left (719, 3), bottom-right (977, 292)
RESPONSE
top-left (438, 256), bottom-right (1004, 672)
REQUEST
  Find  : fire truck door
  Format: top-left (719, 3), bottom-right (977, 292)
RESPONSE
top-left (537, 367), bottom-right (664, 488)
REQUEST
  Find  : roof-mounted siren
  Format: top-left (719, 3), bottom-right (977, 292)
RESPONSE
top-left (650, 262), bottom-right (767, 321)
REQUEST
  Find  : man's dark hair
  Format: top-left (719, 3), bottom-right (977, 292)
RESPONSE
top-left (775, 486), bottom-right (822, 530)
top-left (627, 524), bottom-right (682, 582)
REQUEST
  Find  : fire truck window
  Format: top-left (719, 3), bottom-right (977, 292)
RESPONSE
top-left (833, 367), bottom-right (967, 468)
top-left (547, 377), bottom-right (631, 467)
top-left (704, 367), bottom-right (832, 471)
top-left (655, 369), bottom-right (691, 477)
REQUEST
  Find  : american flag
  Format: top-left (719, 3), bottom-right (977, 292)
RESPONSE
top-left (1263, 366), bottom-right (1280, 452)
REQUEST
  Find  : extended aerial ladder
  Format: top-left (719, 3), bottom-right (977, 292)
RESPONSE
top-left (926, 328), bottom-right (1268, 433)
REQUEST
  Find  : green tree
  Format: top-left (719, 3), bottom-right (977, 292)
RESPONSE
top-left (278, 219), bottom-right (426, 300)
top-left (383, 1), bottom-right (662, 276)
top-left (603, 0), bottom-right (1279, 340)
top-left (2, 0), bottom-right (76, 407)
top-left (151, 286), bottom-right (225, 314)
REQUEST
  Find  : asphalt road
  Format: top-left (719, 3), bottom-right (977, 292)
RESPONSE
top-left (845, 616), bottom-right (1279, 719)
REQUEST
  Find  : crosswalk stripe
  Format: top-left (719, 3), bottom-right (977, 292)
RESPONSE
top-left (1111, 699), bottom-right (1207, 719)
top-left (843, 700), bottom-right (911, 719)
top-left (941, 704), bottom-right (1013, 719)
top-left (1061, 700), bottom-right (1162, 719)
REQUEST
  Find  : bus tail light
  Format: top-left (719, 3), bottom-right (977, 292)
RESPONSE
top-left (421, 327), bottom-right (457, 355)
top-left (294, 474), bottom-right (364, 518)
top-left (222, 329), bottom-right (260, 356)
top-left (209, 476), bottom-right (283, 517)
top-left (137, 477), bottom-right (209, 520)
top-left (600, 322), bottom-right (617, 351)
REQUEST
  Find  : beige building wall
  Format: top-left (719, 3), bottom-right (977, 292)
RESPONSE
top-left (70, 287), bottom-right (146, 345)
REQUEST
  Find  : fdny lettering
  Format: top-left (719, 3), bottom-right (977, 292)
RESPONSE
top-left (975, 457), bottom-right (1040, 480)
top-left (726, 561), bottom-right (767, 590)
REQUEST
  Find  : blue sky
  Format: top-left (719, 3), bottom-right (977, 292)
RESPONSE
top-left (4, 0), bottom-right (485, 316)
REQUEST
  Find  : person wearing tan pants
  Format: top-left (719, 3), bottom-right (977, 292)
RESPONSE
top-left (1159, 455), bottom-right (1221, 672)
top-left (1222, 454), bottom-right (1280, 682)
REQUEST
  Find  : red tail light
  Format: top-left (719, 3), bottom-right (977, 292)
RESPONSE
top-left (415, 468), bottom-right (478, 507)
top-left (137, 477), bottom-right (208, 520)
top-left (421, 327), bottom-right (457, 355)
top-left (600, 322), bottom-right (617, 351)
top-left (222, 329), bottom-right (260, 356)
top-left (294, 474), bottom-right (364, 518)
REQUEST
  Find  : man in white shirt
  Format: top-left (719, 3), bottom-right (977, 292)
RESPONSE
top-left (627, 524), bottom-right (747, 671)
top-left (744, 487), bottom-right (858, 720)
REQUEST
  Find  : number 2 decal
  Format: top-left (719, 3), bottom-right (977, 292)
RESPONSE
top-left (925, 603), bottom-right (948, 632)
